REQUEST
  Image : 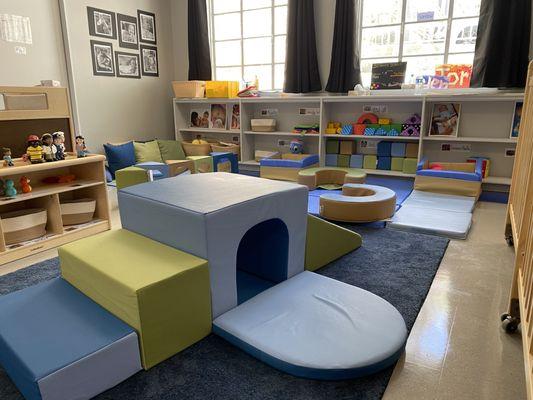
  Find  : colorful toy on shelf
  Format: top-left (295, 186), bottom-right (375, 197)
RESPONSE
top-left (289, 139), bottom-right (304, 154)
top-left (467, 157), bottom-right (491, 178)
top-left (356, 113), bottom-right (379, 125)
top-left (42, 174), bottom-right (76, 184)
top-left (41, 133), bottom-right (56, 162)
top-left (401, 114), bottom-right (421, 137)
top-left (2, 148), bottom-right (14, 167)
top-left (293, 124), bottom-right (319, 134)
top-left (75, 135), bottom-right (88, 158)
top-left (5, 179), bottom-right (17, 197)
top-left (378, 118), bottom-right (391, 125)
top-left (52, 132), bottom-right (65, 161)
top-left (26, 135), bottom-right (44, 164)
top-left (326, 122), bottom-right (341, 134)
top-left (340, 124), bottom-right (353, 135)
top-left (20, 176), bottom-right (32, 193)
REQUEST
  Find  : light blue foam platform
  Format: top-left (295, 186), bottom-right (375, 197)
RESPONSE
top-left (0, 278), bottom-right (141, 400)
top-left (213, 271), bottom-right (407, 380)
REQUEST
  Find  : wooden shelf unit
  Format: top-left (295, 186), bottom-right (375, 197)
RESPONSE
top-left (173, 91), bottom-right (523, 186)
top-left (0, 154), bottom-right (111, 265)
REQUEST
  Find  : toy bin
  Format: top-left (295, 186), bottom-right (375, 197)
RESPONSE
top-left (172, 81), bottom-right (206, 98)
top-left (251, 119), bottom-right (277, 132)
top-left (182, 142), bottom-right (213, 157)
top-left (211, 142), bottom-right (240, 158)
top-left (0, 208), bottom-right (47, 245)
top-left (60, 199), bottom-right (96, 226)
top-left (206, 81), bottom-right (239, 98)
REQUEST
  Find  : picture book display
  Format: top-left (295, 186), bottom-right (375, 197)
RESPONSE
top-left (190, 108), bottom-right (210, 128)
top-left (211, 104), bottom-right (227, 129)
top-left (429, 103), bottom-right (461, 136)
top-left (511, 102), bottom-right (523, 138)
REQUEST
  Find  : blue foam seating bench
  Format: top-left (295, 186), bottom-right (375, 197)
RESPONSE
top-left (0, 278), bottom-right (142, 400)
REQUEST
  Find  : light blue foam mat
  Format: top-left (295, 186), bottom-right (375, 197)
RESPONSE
top-left (365, 176), bottom-right (413, 205)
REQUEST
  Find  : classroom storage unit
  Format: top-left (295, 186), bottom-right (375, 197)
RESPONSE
top-left (173, 91), bottom-right (523, 189)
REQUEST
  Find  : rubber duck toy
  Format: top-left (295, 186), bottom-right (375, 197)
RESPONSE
top-left (41, 133), bottom-right (56, 162)
top-left (52, 132), bottom-right (65, 160)
top-left (26, 135), bottom-right (44, 164)
top-left (192, 134), bottom-right (208, 145)
top-left (75, 135), bottom-right (88, 158)
top-left (20, 176), bottom-right (32, 193)
top-left (2, 148), bottom-right (14, 167)
top-left (5, 179), bottom-right (16, 197)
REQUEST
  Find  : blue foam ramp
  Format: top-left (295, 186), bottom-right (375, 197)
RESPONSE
top-left (0, 278), bottom-right (141, 400)
top-left (366, 176), bottom-right (413, 205)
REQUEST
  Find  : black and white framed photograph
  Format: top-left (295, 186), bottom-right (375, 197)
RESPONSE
top-left (137, 10), bottom-right (156, 44)
top-left (140, 45), bottom-right (158, 77)
top-left (117, 14), bottom-right (138, 49)
top-left (115, 51), bottom-right (141, 79)
top-left (87, 7), bottom-right (116, 40)
top-left (90, 40), bottom-right (115, 76)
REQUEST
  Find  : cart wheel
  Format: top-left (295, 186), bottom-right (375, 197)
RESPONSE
top-left (501, 315), bottom-right (520, 333)
top-left (506, 235), bottom-right (514, 247)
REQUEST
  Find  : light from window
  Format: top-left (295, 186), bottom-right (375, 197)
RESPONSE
top-left (360, 0), bottom-right (481, 87)
top-left (210, 0), bottom-right (287, 90)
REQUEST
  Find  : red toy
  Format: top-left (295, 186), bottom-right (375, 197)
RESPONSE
top-left (20, 176), bottom-right (32, 193)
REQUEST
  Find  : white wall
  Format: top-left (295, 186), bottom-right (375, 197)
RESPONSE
top-left (61, 0), bottom-right (175, 152)
top-left (0, 0), bottom-right (68, 86)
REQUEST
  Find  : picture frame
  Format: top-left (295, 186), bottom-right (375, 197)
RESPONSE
top-left (210, 104), bottom-right (227, 129)
top-left (115, 51), bottom-right (141, 79)
top-left (190, 108), bottom-right (210, 128)
top-left (90, 40), bottom-right (115, 77)
top-left (510, 101), bottom-right (523, 138)
top-left (87, 7), bottom-right (117, 40)
top-left (370, 62), bottom-right (407, 90)
top-left (231, 104), bottom-right (240, 130)
top-left (117, 14), bottom-right (138, 50)
top-left (137, 10), bottom-right (157, 44)
top-left (140, 45), bottom-right (158, 77)
top-left (429, 103), bottom-right (461, 137)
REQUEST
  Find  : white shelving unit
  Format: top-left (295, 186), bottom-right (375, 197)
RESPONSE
top-left (173, 91), bottom-right (523, 189)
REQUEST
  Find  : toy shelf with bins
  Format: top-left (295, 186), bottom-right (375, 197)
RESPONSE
top-left (0, 154), bottom-right (110, 265)
top-left (173, 91), bottom-right (523, 184)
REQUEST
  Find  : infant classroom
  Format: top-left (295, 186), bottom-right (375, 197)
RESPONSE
top-left (0, 1), bottom-right (532, 399)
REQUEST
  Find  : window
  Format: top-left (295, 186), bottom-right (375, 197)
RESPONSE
top-left (360, 0), bottom-right (481, 87)
top-left (209, 0), bottom-right (288, 90)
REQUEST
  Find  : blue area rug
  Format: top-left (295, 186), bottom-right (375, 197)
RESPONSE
top-left (0, 226), bottom-right (448, 400)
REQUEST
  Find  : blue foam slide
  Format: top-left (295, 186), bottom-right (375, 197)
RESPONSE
top-left (0, 278), bottom-right (141, 400)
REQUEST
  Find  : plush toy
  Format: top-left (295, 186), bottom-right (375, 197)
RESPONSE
top-left (5, 179), bottom-right (16, 197)
top-left (20, 176), bottom-right (32, 193)
top-left (192, 135), bottom-right (208, 145)
top-left (2, 148), bottom-right (14, 167)
top-left (26, 135), bottom-right (44, 164)
top-left (52, 132), bottom-right (65, 160)
top-left (75, 135), bottom-right (88, 158)
top-left (41, 133), bottom-right (56, 162)
top-left (289, 139), bottom-right (304, 154)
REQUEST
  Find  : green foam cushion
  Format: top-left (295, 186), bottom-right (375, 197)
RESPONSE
top-left (326, 140), bottom-right (340, 154)
top-left (403, 158), bottom-right (418, 174)
top-left (305, 215), bottom-right (361, 271)
top-left (391, 157), bottom-right (404, 171)
top-left (157, 140), bottom-right (186, 161)
top-left (337, 154), bottom-right (350, 168)
top-left (59, 229), bottom-right (212, 370)
top-left (363, 155), bottom-right (377, 169)
top-left (187, 156), bottom-right (214, 173)
top-left (134, 141), bottom-right (164, 163)
top-left (115, 166), bottom-right (149, 190)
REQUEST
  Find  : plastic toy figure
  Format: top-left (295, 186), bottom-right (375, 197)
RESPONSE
top-left (2, 148), bottom-right (14, 167)
top-left (26, 135), bottom-right (44, 164)
top-left (289, 139), bottom-right (304, 154)
top-left (20, 176), bottom-right (32, 193)
top-left (52, 132), bottom-right (65, 160)
top-left (5, 179), bottom-right (17, 197)
top-left (41, 133), bottom-right (56, 162)
top-left (75, 135), bottom-right (87, 158)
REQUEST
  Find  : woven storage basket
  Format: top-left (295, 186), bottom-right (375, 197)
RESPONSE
top-left (211, 142), bottom-right (240, 157)
top-left (182, 142), bottom-right (212, 157)
top-left (60, 198), bottom-right (96, 226)
top-left (1, 208), bottom-right (47, 245)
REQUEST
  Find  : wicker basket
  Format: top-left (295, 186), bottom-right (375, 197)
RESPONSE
top-left (1, 208), bottom-right (47, 245)
top-left (172, 81), bottom-right (205, 98)
top-left (211, 142), bottom-right (240, 157)
top-left (182, 142), bottom-right (212, 157)
top-left (60, 199), bottom-right (96, 226)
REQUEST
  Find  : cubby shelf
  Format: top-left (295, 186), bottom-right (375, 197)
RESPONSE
top-left (179, 128), bottom-right (240, 134)
top-left (423, 136), bottom-right (517, 143)
top-left (0, 180), bottom-right (103, 205)
top-left (362, 169), bottom-right (416, 178)
top-left (243, 131), bottom-right (319, 137)
top-left (323, 134), bottom-right (419, 141)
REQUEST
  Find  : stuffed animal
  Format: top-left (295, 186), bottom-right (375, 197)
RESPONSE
top-left (20, 176), bottom-right (32, 193)
top-left (5, 179), bottom-right (16, 197)
top-left (289, 139), bottom-right (304, 154)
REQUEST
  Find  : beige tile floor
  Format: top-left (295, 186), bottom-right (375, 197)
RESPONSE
top-left (0, 189), bottom-right (526, 399)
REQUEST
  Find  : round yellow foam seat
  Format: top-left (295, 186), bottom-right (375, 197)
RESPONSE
top-left (319, 184), bottom-right (396, 223)
top-left (298, 167), bottom-right (366, 190)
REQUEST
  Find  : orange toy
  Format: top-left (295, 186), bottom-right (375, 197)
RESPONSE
top-left (20, 176), bottom-right (32, 193)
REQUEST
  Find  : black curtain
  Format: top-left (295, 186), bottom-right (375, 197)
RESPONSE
top-left (284, 0), bottom-right (322, 93)
top-left (471, 0), bottom-right (531, 88)
top-left (188, 0), bottom-right (212, 80)
top-left (325, 0), bottom-right (361, 92)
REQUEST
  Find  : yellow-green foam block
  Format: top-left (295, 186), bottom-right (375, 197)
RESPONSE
top-left (115, 166), bottom-right (150, 190)
top-left (305, 214), bottom-right (362, 271)
top-left (59, 229), bottom-right (212, 369)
